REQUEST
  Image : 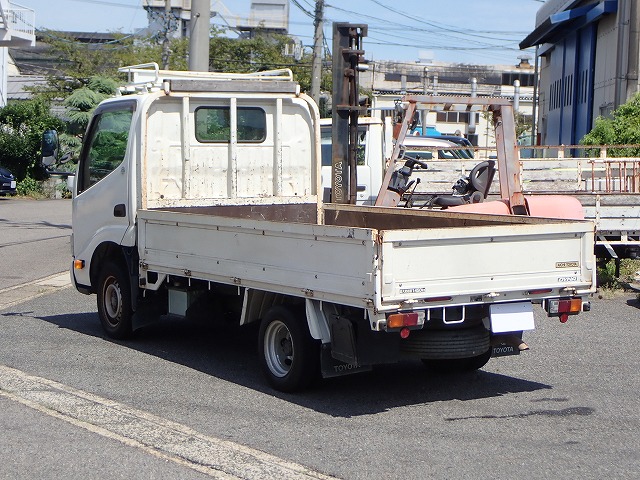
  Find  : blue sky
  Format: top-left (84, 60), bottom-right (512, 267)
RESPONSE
top-left (18, 0), bottom-right (545, 65)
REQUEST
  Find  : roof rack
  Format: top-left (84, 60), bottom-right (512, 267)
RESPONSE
top-left (117, 62), bottom-right (296, 94)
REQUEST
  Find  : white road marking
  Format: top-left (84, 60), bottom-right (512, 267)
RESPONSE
top-left (0, 271), bottom-right (71, 309)
top-left (0, 365), bottom-right (337, 480)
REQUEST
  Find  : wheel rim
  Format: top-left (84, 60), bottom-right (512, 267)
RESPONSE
top-left (263, 320), bottom-right (294, 378)
top-left (103, 276), bottom-right (122, 326)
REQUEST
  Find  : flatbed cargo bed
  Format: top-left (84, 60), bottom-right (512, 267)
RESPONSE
top-left (138, 203), bottom-right (595, 315)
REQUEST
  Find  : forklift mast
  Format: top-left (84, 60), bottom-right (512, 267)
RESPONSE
top-left (331, 23), bottom-right (368, 204)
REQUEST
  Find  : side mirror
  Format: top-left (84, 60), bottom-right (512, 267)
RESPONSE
top-left (42, 129), bottom-right (59, 170)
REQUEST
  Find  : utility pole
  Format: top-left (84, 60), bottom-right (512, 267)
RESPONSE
top-left (311, 0), bottom-right (324, 105)
top-left (189, 0), bottom-right (210, 71)
top-left (162, 0), bottom-right (171, 69)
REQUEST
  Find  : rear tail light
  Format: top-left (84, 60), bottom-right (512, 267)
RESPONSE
top-left (387, 312), bottom-right (424, 330)
top-left (545, 298), bottom-right (583, 323)
top-left (387, 313), bottom-right (419, 329)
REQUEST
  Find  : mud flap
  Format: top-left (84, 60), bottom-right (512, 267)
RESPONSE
top-left (320, 344), bottom-right (372, 378)
top-left (328, 313), bottom-right (358, 364)
top-left (491, 344), bottom-right (521, 357)
top-left (491, 333), bottom-right (526, 357)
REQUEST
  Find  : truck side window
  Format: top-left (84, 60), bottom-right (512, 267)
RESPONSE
top-left (77, 105), bottom-right (134, 194)
top-left (195, 107), bottom-right (266, 143)
top-left (320, 125), bottom-right (367, 166)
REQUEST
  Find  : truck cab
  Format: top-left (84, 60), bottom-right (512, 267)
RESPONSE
top-left (71, 65), bottom-right (317, 296)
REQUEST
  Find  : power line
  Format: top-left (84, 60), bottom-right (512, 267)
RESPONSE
top-left (66, 0), bottom-right (142, 8)
top-left (290, 0), bottom-right (315, 19)
top-left (328, 2), bottom-right (524, 43)
top-left (366, 33), bottom-right (523, 52)
top-left (314, 2), bottom-right (536, 64)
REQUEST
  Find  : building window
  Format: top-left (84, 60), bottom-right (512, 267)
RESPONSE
top-left (550, 79), bottom-right (565, 111)
top-left (564, 74), bottom-right (573, 107)
top-left (502, 72), bottom-right (535, 87)
top-left (436, 111), bottom-right (480, 123)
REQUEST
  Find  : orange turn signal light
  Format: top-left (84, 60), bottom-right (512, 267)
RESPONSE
top-left (387, 313), bottom-right (419, 329)
top-left (565, 298), bottom-right (583, 313)
top-left (74, 259), bottom-right (85, 270)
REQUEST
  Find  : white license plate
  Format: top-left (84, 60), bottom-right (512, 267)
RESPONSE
top-left (11, 180), bottom-right (16, 189)
top-left (490, 302), bottom-right (535, 333)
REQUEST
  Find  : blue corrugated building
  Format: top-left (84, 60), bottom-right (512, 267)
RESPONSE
top-left (521, 0), bottom-right (636, 146)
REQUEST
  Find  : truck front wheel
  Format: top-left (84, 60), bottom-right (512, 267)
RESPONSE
top-left (258, 306), bottom-right (319, 392)
top-left (97, 260), bottom-right (133, 339)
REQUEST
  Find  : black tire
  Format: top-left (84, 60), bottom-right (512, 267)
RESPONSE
top-left (97, 260), bottom-right (133, 339)
top-left (258, 305), bottom-right (320, 392)
top-left (401, 326), bottom-right (490, 359)
top-left (421, 348), bottom-right (492, 373)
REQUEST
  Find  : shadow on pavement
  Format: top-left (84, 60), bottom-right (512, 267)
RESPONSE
top-left (33, 311), bottom-right (552, 418)
top-left (625, 297), bottom-right (640, 309)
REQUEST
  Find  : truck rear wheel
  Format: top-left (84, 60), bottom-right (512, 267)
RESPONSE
top-left (258, 306), bottom-right (319, 392)
top-left (97, 260), bottom-right (133, 339)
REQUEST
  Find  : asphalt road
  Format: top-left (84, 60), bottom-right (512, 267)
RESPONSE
top-left (0, 198), bottom-right (639, 479)
top-left (0, 197), bottom-right (71, 290)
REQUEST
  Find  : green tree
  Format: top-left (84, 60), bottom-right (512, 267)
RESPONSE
top-left (581, 93), bottom-right (640, 156)
top-left (39, 30), bottom-right (163, 79)
top-left (481, 111), bottom-right (532, 145)
top-left (32, 29), bottom-right (322, 100)
top-left (208, 32), bottom-right (322, 93)
top-left (64, 75), bottom-right (118, 133)
top-left (28, 30), bottom-right (171, 101)
top-left (0, 99), bottom-right (65, 180)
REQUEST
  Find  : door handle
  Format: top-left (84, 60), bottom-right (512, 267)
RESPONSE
top-left (113, 204), bottom-right (126, 217)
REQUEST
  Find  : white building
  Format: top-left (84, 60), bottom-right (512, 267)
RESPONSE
top-left (143, 0), bottom-right (289, 38)
top-left (361, 58), bottom-right (536, 149)
top-left (0, 0), bottom-right (35, 106)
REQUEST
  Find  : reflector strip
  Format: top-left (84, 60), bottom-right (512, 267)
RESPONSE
top-left (424, 296), bottom-right (452, 303)
top-left (528, 288), bottom-right (552, 295)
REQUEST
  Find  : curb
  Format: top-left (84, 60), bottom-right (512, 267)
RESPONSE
top-left (0, 272), bottom-right (71, 310)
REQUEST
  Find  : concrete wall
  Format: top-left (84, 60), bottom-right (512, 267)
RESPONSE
top-left (592, 11), bottom-right (619, 118)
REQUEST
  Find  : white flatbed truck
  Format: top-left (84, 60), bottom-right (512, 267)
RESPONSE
top-left (70, 64), bottom-right (595, 391)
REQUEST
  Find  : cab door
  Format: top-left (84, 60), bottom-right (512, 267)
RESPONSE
top-left (72, 100), bottom-right (136, 287)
